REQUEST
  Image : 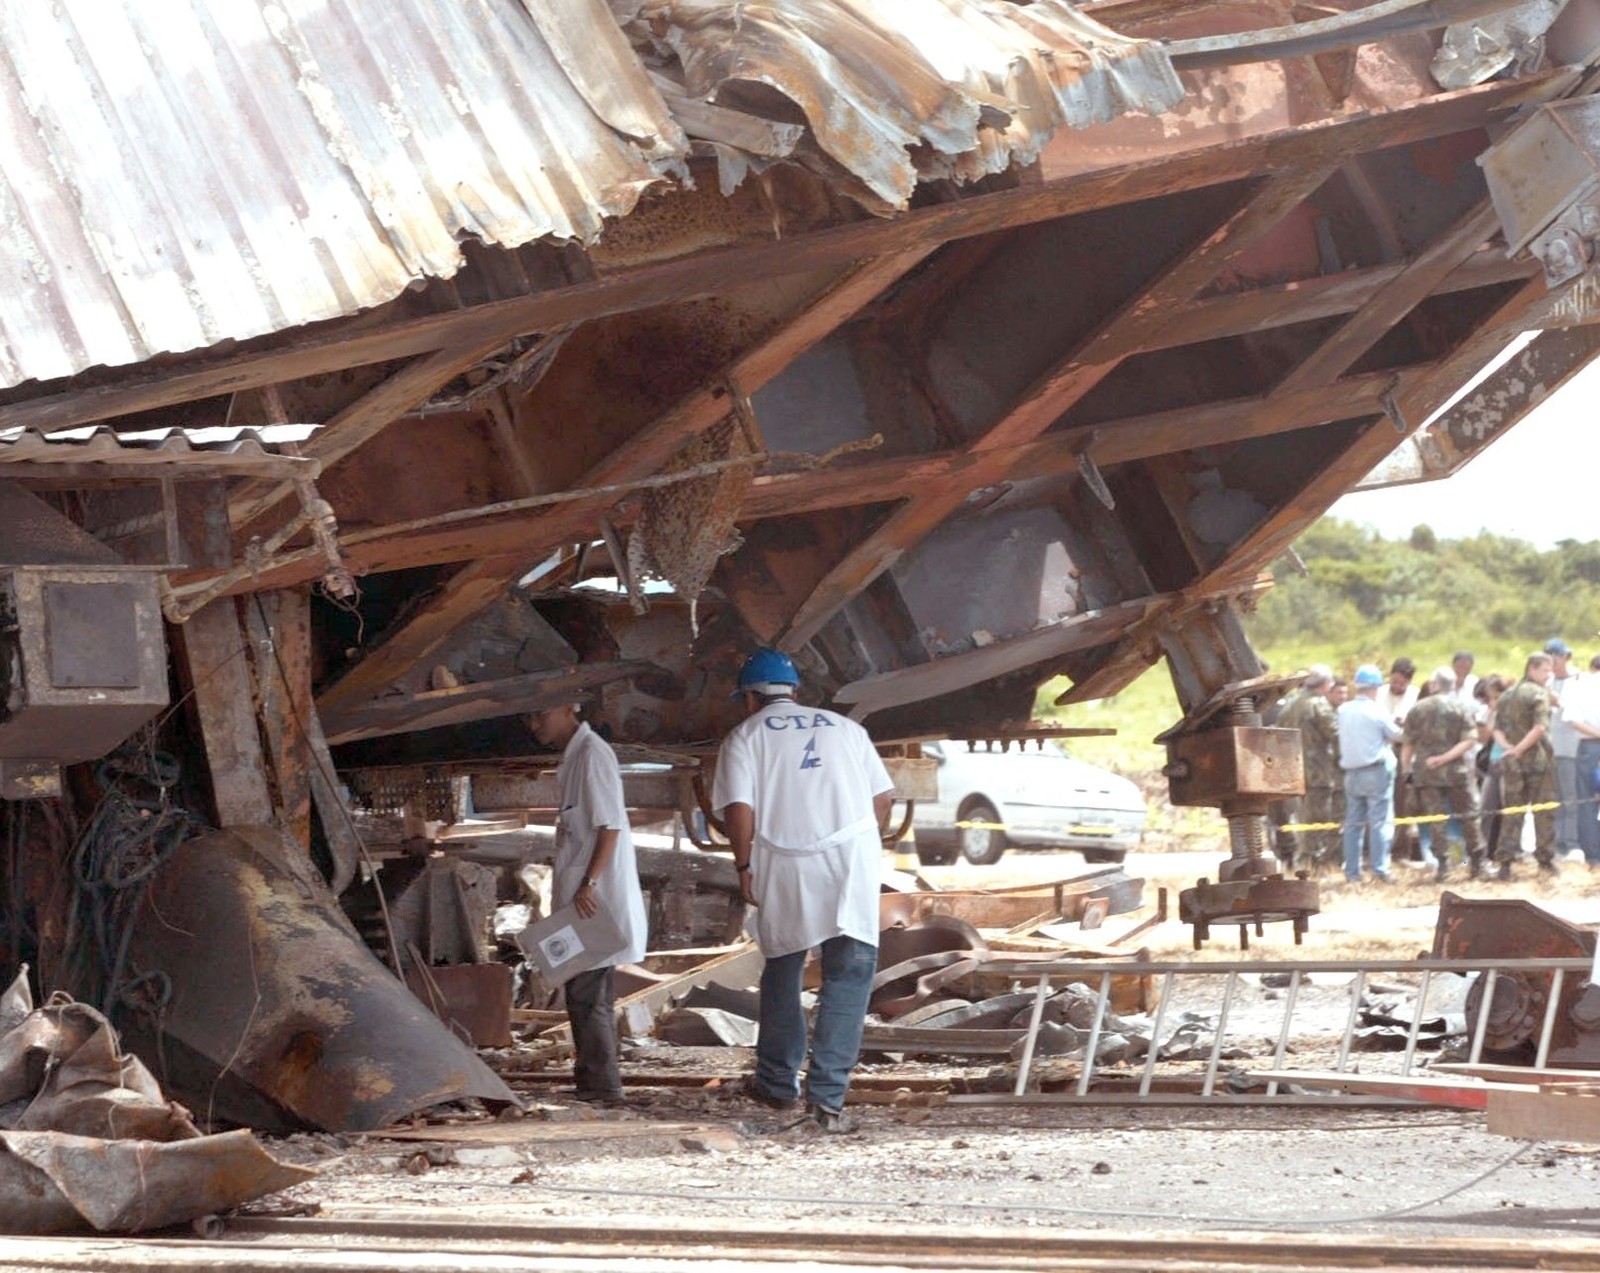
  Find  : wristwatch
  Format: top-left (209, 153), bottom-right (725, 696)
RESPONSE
top-left (734, 863), bottom-right (751, 873)
top-left (581, 875), bottom-right (599, 888)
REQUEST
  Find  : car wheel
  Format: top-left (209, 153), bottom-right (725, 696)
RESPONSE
top-left (958, 800), bottom-right (1006, 866)
top-left (915, 842), bottom-right (958, 867)
top-left (1079, 846), bottom-right (1127, 865)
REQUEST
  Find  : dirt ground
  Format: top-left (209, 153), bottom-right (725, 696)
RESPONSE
top-left (243, 837), bottom-right (1600, 1248)
top-left (255, 1093), bottom-right (1600, 1245)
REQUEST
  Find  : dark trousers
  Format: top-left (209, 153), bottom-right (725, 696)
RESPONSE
top-left (565, 966), bottom-right (621, 1098)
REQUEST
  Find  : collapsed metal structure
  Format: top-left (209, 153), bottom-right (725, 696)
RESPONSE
top-left (3, 0), bottom-right (1600, 1123)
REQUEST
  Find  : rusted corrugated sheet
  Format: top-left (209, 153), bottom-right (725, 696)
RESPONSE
top-left (0, 425), bottom-right (310, 465)
top-left (0, 0), bottom-right (1179, 390)
top-left (0, 0), bottom-right (682, 390)
top-left (637, 0), bottom-right (1185, 207)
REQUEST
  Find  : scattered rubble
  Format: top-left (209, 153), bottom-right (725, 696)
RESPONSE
top-left (0, 966), bottom-right (313, 1235)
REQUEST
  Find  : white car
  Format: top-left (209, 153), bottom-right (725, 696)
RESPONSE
top-left (913, 739), bottom-right (1147, 866)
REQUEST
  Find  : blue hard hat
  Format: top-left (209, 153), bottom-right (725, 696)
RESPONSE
top-left (733, 649), bottom-right (799, 696)
top-left (1353, 664), bottom-right (1383, 688)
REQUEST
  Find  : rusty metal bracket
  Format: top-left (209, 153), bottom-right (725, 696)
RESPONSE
top-left (161, 477), bottom-right (352, 623)
top-left (1073, 432), bottom-right (1116, 511)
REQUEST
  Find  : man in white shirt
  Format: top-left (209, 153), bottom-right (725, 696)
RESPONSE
top-left (1562, 669), bottom-right (1600, 867)
top-left (1451, 651), bottom-right (1479, 708)
top-left (1545, 638), bottom-right (1583, 858)
top-left (529, 703), bottom-right (649, 1105)
top-left (712, 650), bottom-right (893, 1133)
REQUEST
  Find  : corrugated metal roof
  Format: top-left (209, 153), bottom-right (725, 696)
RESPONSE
top-left (640, 0), bottom-right (1185, 208)
top-left (0, 0), bottom-right (1179, 391)
top-left (0, 424), bottom-right (317, 468)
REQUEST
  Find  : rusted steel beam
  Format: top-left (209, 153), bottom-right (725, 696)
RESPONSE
top-left (771, 469), bottom-right (1003, 652)
top-left (770, 165), bottom-right (1344, 649)
top-left (321, 660), bottom-right (658, 744)
top-left (583, 249), bottom-right (934, 486)
top-left (974, 164), bottom-right (1341, 455)
top-left (314, 552), bottom-right (532, 721)
top-left (1202, 271), bottom-right (1554, 591)
top-left (181, 363), bottom-right (1416, 602)
top-left (1271, 200), bottom-right (1504, 394)
top-left (312, 253), bottom-right (930, 717)
top-left (0, 76), bottom-right (1553, 439)
top-left (1139, 249), bottom-right (1533, 355)
top-left (743, 367), bottom-right (1410, 519)
top-left (228, 333), bottom-right (518, 531)
top-left (1358, 322), bottom-right (1600, 489)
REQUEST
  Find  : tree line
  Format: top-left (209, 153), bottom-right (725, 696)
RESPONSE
top-left (1252, 518), bottom-right (1600, 652)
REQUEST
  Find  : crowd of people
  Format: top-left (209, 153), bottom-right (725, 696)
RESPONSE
top-left (1271, 640), bottom-right (1600, 884)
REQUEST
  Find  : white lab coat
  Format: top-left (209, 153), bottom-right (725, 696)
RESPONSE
top-left (552, 722), bottom-right (648, 967)
top-left (712, 701), bottom-right (893, 958)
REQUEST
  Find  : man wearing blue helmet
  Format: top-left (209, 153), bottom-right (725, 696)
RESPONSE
top-left (1338, 664), bottom-right (1403, 883)
top-left (712, 649), bottom-right (894, 1133)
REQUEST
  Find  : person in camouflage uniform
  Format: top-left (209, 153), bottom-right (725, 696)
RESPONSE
top-left (1401, 667), bottom-right (1485, 882)
top-left (1280, 665), bottom-right (1342, 871)
top-left (1493, 652), bottom-right (1560, 880)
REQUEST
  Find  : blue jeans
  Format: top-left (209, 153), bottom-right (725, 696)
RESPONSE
top-left (1343, 759), bottom-right (1395, 881)
top-left (755, 935), bottom-right (877, 1113)
top-left (1578, 739), bottom-right (1600, 865)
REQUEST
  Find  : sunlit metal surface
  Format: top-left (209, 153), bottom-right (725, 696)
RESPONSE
top-left (0, 0), bottom-right (1179, 389)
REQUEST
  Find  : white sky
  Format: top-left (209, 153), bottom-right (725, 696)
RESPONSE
top-left (1329, 353), bottom-right (1600, 547)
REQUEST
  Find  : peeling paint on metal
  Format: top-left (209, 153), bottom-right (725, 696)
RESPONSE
top-left (0, 0), bottom-right (1180, 390)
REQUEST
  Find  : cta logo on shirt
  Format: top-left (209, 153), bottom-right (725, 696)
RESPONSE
top-left (763, 712), bottom-right (837, 731)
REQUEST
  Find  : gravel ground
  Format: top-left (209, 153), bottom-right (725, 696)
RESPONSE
top-left (257, 1097), bottom-right (1600, 1244)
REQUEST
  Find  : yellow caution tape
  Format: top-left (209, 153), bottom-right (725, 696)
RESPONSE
top-left (1280, 799), bottom-right (1565, 834)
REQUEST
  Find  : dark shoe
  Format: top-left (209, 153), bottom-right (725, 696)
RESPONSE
top-left (1497, 861), bottom-right (1513, 881)
top-left (1372, 873), bottom-right (1392, 885)
top-left (1468, 858), bottom-right (1485, 881)
top-left (741, 1074), bottom-right (799, 1111)
top-left (1435, 860), bottom-right (1451, 883)
top-left (807, 1104), bottom-right (856, 1134)
top-left (573, 1088), bottom-right (625, 1108)
top-left (1539, 860), bottom-right (1561, 876)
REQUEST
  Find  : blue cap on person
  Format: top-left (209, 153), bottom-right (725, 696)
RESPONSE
top-left (1353, 664), bottom-right (1383, 688)
top-left (1545, 637), bottom-right (1572, 656)
top-left (733, 649), bottom-right (800, 698)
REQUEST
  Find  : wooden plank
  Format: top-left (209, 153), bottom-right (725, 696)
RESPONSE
top-left (173, 599), bottom-right (274, 826)
top-left (245, 589), bottom-right (314, 847)
top-left (1245, 1069), bottom-right (1531, 1108)
top-left (773, 476), bottom-right (1000, 652)
top-left (583, 249), bottom-right (934, 487)
top-left (1488, 1085), bottom-right (1600, 1142)
top-left (860, 1025), bottom-right (1026, 1056)
top-left (1433, 1063), bottom-right (1600, 1085)
top-left (543, 942), bottom-right (766, 1046)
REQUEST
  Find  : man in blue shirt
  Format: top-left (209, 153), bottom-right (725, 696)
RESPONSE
top-left (1339, 664), bottom-right (1404, 883)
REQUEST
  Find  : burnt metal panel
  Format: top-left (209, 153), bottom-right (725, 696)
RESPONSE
top-left (0, 566), bottom-right (168, 764)
top-left (43, 582), bottom-right (141, 689)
